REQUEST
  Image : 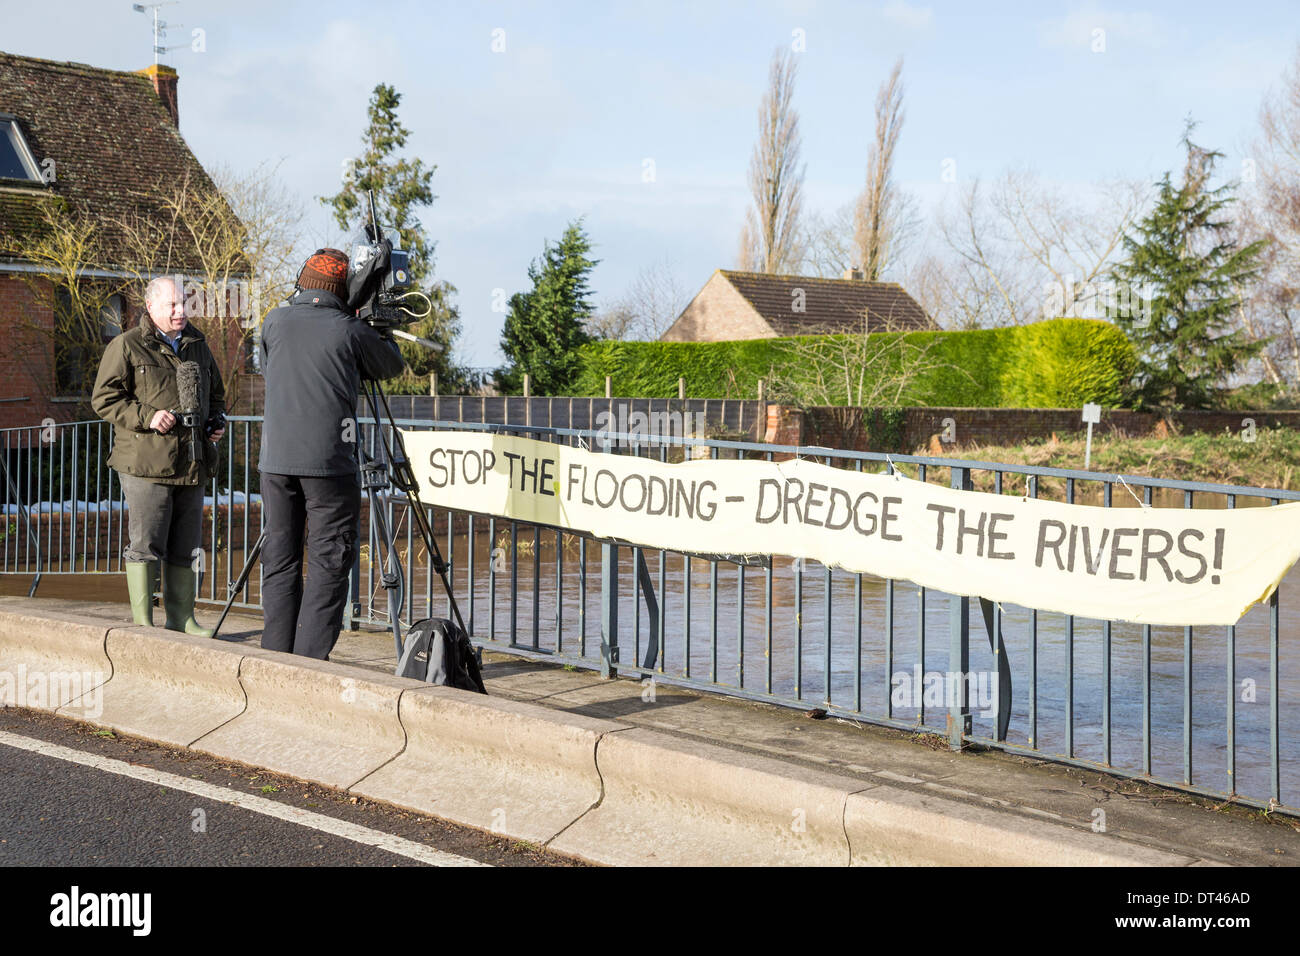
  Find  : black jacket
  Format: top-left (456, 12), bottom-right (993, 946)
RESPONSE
top-left (258, 289), bottom-right (405, 477)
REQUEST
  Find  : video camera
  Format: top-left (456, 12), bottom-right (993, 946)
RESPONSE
top-left (345, 190), bottom-right (431, 333)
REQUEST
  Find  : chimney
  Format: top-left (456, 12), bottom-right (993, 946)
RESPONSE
top-left (137, 63), bottom-right (179, 127)
top-left (841, 266), bottom-right (865, 281)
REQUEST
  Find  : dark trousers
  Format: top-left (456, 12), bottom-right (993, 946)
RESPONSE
top-left (259, 471), bottom-right (359, 660)
top-left (119, 474), bottom-right (205, 566)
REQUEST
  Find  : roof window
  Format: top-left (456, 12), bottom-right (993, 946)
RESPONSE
top-left (0, 115), bottom-right (44, 184)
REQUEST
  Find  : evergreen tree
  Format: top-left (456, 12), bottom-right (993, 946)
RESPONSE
top-left (1110, 126), bottom-right (1268, 409)
top-left (498, 220), bottom-right (597, 395)
top-left (322, 84), bottom-right (469, 391)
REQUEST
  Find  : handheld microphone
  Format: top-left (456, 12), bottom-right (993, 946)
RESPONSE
top-left (176, 361), bottom-right (201, 463)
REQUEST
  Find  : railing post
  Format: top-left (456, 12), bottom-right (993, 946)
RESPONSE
top-left (948, 465), bottom-right (971, 750)
top-left (601, 540), bottom-right (619, 678)
top-left (599, 432), bottom-right (619, 677)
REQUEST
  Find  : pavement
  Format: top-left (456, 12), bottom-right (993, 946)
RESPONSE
top-left (4, 584), bottom-right (1300, 866)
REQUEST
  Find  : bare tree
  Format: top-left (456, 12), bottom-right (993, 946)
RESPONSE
top-left (853, 57), bottom-right (913, 281)
top-left (802, 203), bottom-right (856, 278)
top-left (1235, 44), bottom-right (1300, 395)
top-left (924, 172), bottom-right (1145, 328)
top-left (738, 50), bottom-right (807, 274)
top-left (591, 257), bottom-right (691, 340)
top-left (1, 197), bottom-right (127, 404)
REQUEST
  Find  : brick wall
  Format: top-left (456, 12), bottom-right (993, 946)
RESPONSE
top-left (0, 274), bottom-right (75, 431)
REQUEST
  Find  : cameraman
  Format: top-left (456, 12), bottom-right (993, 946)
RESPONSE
top-left (258, 249), bottom-right (404, 659)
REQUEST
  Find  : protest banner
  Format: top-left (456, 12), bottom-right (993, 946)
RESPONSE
top-left (402, 430), bottom-right (1300, 626)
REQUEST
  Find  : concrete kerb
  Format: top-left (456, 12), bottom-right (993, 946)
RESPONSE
top-left (190, 651), bottom-right (414, 791)
top-left (843, 787), bottom-right (1201, 866)
top-left (86, 626), bottom-right (250, 747)
top-left (549, 727), bottom-right (859, 866)
top-left (0, 606), bottom-right (112, 714)
top-left (352, 686), bottom-right (628, 844)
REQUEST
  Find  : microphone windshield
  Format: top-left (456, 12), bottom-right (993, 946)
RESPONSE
top-left (177, 361), bottom-right (201, 413)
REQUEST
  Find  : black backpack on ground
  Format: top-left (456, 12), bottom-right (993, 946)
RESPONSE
top-left (396, 618), bottom-right (487, 694)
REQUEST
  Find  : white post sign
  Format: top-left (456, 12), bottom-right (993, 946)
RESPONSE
top-left (1082, 403), bottom-right (1102, 470)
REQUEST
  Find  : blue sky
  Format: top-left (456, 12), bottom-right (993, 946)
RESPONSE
top-left (2, 1), bottom-right (1297, 365)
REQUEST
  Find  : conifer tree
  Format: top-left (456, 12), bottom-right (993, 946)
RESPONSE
top-left (498, 221), bottom-right (597, 395)
top-left (1111, 126), bottom-right (1267, 409)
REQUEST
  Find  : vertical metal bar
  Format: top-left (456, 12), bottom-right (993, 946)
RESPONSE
top-left (1226, 494), bottom-right (1236, 793)
top-left (794, 555), bottom-right (803, 700)
top-left (532, 524), bottom-right (541, 650)
top-left (555, 529), bottom-right (562, 654)
top-left (765, 449), bottom-right (773, 694)
top-left (823, 562), bottom-right (832, 707)
top-left (658, 444), bottom-right (667, 675)
top-left (710, 445), bottom-right (718, 683)
top-left (73, 424), bottom-right (82, 567)
top-left (1143, 484), bottom-right (1152, 777)
top-left (737, 562), bottom-right (745, 689)
top-left (949, 465), bottom-right (971, 750)
top-left (1065, 477), bottom-right (1074, 758)
top-left (446, 507), bottom-right (455, 619)
top-left (633, 544), bottom-right (642, 668)
top-left (684, 552), bottom-right (692, 679)
top-left (601, 539), bottom-right (619, 678)
top-left (94, 425), bottom-right (102, 573)
top-left (1029, 474), bottom-right (1038, 749)
top-left (3, 430), bottom-right (10, 573)
top-left (509, 520), bottom-right (518, 647)
top-left (489, 516), bottom-right (497, 640)
top-left (1103, 481), bottom-right (1112, 766)
top-left (406, 501), bottom-right (415, 621)
top-left (1271, 496), bottom-right (1281, 805)
top-left (579, 534), bottom-right (587, 657)
top-left (854, 459), bottom-right (864, 714)
top-left (709, 557), bottom-right (718, 682)
top-left (468, 514), bottom-right (476, 636)
top-left (1183, 488), bottom-right (1194, 785)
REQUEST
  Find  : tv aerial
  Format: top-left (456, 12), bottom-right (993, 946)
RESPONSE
top-left (131, 1), bottom-right (188, 65)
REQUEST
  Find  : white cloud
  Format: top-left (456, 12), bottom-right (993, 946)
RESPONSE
top-left (1039, 5), bottom-right (1166, 50)
top-left (880, 1), bottom-right (934, 31)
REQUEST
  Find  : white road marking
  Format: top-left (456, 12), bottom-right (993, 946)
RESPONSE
top-left (0, 729), bottom-right (489, 867)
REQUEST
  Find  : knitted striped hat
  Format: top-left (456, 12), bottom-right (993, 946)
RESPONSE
top-left (297, 248), bottom-right (349, 299)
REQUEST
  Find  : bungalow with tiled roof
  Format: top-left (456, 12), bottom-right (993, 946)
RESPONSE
top-left (661, 268), bottom-right (933, 342)
top-left (0, 51), bottom-right (242, 429)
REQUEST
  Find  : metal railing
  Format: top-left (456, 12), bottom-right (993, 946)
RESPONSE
top-left (2, 414), bottom-right (1296, 818)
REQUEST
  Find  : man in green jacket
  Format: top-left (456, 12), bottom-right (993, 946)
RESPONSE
top-left (91, 276), bottom-right (226, 634)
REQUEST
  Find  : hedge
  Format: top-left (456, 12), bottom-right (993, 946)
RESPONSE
top-left (572, 318), bottom-right (1136, 408)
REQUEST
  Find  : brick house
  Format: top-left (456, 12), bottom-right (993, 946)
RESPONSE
top-left (0, 51), bottom-right (246, 433)
top-left (661, 268), bottom-right (933, 342)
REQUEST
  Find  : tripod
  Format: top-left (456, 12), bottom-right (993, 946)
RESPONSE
top-left (211, 378), bottom-right (465, 660)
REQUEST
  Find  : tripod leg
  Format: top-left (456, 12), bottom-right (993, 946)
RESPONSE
top-left (211, 529), bottom-right (264, 640)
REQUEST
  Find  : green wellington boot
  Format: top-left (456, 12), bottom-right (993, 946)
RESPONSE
top-left (124, 560), bottom-right (158, 626)
top-left (162, 562), bottom-right (213, 637)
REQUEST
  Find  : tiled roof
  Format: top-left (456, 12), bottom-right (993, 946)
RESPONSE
top-left (720, 270), bottom-right (933, 334)
top-left (0, 51), bottom-right (218, 273)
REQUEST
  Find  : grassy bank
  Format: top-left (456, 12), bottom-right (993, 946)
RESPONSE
top-left (921, 427), bottom-right (1300, 493)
